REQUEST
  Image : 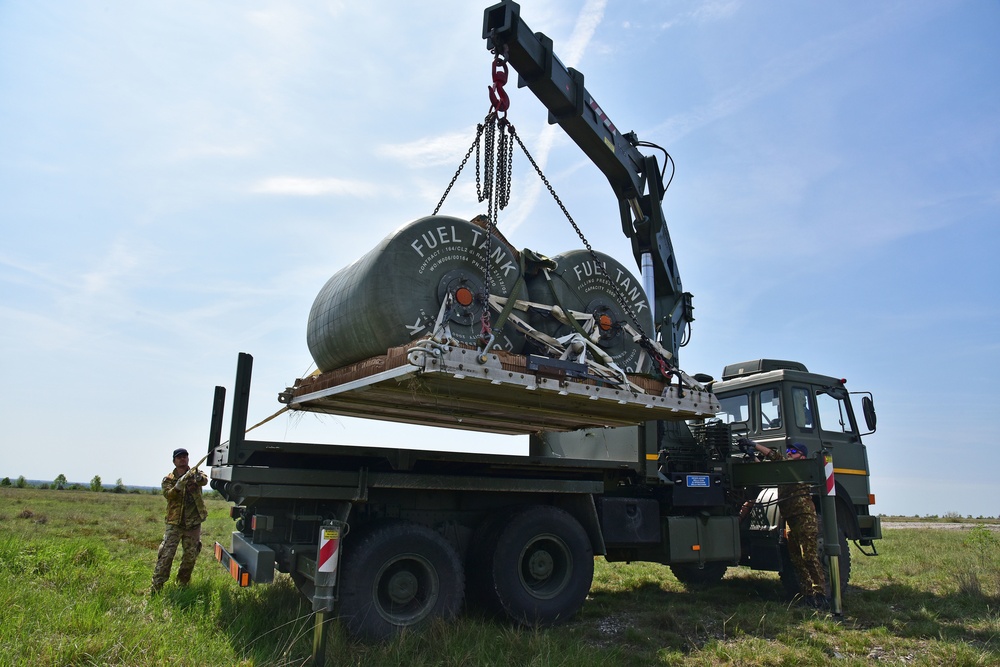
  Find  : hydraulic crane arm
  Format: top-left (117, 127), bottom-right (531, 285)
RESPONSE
top-left (483, 0), bottom-right (693, 361)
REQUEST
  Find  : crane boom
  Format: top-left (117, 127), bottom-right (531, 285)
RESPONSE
top-left (483, 0), bottom-right (693, 361)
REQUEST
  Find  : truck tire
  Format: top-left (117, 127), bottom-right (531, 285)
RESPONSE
top-left (779, 525), bottom-right (851, 600)
top-left (337, 520), bottom-right (464, 640)
top-left (670, 562), bottom-right (728, 588)
top-left (471, 505), bottom-right (593, 627)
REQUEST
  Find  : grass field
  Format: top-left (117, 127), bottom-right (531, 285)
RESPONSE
top-left (1, 488), bottom-right (997, 666)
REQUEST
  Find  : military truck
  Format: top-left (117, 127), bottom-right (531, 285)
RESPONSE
top-left (709, 359), bottom-right (880, 595)
top-left (207, 1), bottom-right (882, 660)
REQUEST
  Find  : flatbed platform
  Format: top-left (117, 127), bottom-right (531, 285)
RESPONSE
top-left (280, 344), bottom-right (719, 435)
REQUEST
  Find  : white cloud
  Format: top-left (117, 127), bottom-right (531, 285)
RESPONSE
top-left (689, 0), bottom-right (742, 23)
top-left (561, 0), bottom-right (607, 65)
top-left (81, 238), bottom-right (146, 296)
top-left (377, 129), bottom-right (480, 168)
top-left (376, 0), bottom-right (609, 229)
top-left (500, 0), bottom-right (608, 233)
top-left (650, 4), bottom-right (935, 142)
top-left (169, 142), bottom-right (257, 161)
top-left (251, 177), bottom-right (381, 197)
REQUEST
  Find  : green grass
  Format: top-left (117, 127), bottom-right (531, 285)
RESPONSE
top-left (1, 488), bottom-right (997, 666)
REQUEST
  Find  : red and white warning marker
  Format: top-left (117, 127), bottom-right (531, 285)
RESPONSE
top-left (824, 453), bottom-right (836, 496)
top-left (318, 525), bottom-right (342, 575)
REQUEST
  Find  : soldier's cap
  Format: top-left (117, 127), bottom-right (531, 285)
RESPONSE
top-left (172, 448), bottom-right (189, 459)
top-left (787, 443), bottom-right (808, 457)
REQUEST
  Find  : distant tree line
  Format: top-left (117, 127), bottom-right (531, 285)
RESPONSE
top-left (0, 474), bottom-right (156, 494)
top-left (0, 473), bottom-right (221, 499)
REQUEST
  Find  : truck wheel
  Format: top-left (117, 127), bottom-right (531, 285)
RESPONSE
top-left (779, 526), bottom-right (851, 599)
top-left (670, 562), bottom-right (728, 588)
top-left (337, 520), bottom-right (464, 640)
top-left (475, 506), bottom-right (593, 627)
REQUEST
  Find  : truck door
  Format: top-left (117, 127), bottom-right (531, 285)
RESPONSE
top-left (812, 385), bottom-right (870, 503)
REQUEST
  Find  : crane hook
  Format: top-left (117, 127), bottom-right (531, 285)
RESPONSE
top-left (488, 50), bottom-right (510, 115)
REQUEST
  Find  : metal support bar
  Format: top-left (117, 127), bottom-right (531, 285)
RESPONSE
top-left (309, 516), bottom-right (348, 667)
top-left (818, 453), bottom-right (844, 616)
top-left (730, 458), bottom-right (823, 487)
top-left (312, 612), bottom-right (329, 667)
top-left (483, 0), bottom-right (647, 203)
top-left (228, 353), bottom-right (253, 459)
top-left (207, 385), bottom-right (226, 466)
top-left (213, 468), bottom-right (606, 507)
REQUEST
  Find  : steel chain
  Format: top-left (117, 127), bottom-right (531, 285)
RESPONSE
top-left (482, 119), bottom-right (495, 341)
top-left (509, 130), bottom-right (674, 376)
top-left (478, 114), bottom-right (514, 342)
top-left (433, 41), bottom-right (670, 374)
top-left (432, 110), bottom-right (514, 346)
top-left (433, 123), bottom-right (485, 216)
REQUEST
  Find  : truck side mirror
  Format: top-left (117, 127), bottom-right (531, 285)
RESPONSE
top-left (862, 395), bottom-right (877, 433)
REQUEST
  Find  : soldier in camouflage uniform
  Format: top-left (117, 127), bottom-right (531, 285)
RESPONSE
top-left (150, 448), bottom-right (208, 594)
top-left (742, 439), bottom-right (826, 607)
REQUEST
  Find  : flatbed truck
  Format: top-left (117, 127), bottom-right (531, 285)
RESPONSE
top-left (208, 1), bottom-right (882, 659)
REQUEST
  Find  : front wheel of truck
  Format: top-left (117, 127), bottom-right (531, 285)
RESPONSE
top-left (337, 520), bottom-right (464, 640)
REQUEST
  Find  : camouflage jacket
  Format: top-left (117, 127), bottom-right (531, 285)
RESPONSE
top-left (161, 468), bottom-right (208, 528)
top-left (765, 449), bottom-right (816, 521)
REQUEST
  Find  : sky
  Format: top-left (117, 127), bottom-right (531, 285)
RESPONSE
top-left (1, 0), bottom-right (997, 518)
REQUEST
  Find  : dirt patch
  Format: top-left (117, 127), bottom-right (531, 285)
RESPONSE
top-left (881, 522), bottom-right (1000, 531)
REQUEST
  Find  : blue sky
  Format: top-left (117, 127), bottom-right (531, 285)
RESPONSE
top-left (1, 1), bottom-right (997, 517)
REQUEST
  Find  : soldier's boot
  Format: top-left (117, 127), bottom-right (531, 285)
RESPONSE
top-left (149, 582), bottom-right (163, 596)
top-left (150, 571), bottom-right (169, 595)
top-left (176, 566), bottom-right (193, 586)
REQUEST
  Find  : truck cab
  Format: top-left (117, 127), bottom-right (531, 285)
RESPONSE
top-left (711, 359), bottom-right (881, 546)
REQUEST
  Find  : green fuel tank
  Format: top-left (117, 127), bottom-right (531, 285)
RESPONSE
top-left (524, 249), bottom-right (654, 374)
top-left (307, 216), bottom-right (525, 372)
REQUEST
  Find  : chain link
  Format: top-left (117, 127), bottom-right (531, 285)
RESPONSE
top-left (433, 117), bottom-right (672, 375)
top-left (433, 124), bottom-right (485, 216)
top-left (432, 44), bottom-right (671, 375)
top-left (509, 130), bottom-right (673, 375)
top-left (433, 111), bottom-right (515, 346)
top-left (478, 114), bottom-right (515, 342)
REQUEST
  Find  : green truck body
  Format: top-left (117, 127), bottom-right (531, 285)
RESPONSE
top-left (209, 353), bottom-right (881, 645)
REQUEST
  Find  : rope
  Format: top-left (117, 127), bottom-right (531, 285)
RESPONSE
top-left (216, 405), bottom-right (290, 450)
top-left (246, 405), bottom-right (290, 433)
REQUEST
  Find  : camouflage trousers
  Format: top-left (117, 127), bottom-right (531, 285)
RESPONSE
top-left (786, 514), bottom-right (826, 597)
top-left (151, 523), bottom-right (202, 592)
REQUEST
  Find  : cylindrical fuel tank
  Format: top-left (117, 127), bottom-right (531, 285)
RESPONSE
top-left (307, 215), bottom-right (525, 372)
top-left (524, 249), bottom-right (654, 374)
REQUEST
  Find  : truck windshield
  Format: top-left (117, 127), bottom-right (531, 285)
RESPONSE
top-left (816, 389), bottom-right (854, 434)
